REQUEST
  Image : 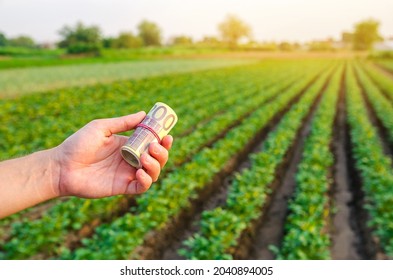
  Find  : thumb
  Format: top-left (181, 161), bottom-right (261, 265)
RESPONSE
top-left (99, 111), bottom-right (146, 136)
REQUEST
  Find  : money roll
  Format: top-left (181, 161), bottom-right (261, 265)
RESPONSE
top-left (121, 102), bottom-right (178, 169)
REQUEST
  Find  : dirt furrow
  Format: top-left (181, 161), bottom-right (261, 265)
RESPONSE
top-left (248, 72), bottom-right (331, 260)
top-left (331, 65), bottom-right (362, 259)
top-left (65, 82), bottom-right (299, 253)
top-left (160, 71), bottom-right (331, 260)
top-left (345, 67), bottom-right (388, 260)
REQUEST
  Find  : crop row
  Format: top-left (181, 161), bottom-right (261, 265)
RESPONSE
top-left (166, 69), bottom-right (305, 170)
top-left (361, 61), bottom-right (393, 102)
top-left (64, 62), bottom-right (332, 260)
top-left (168, 64), bottom-right (284, 136)
top-left (0, 61), bottom-right (299, 159)
top-left (0, 59), bottom-right (255, 98)
top-left (0, 63), bottom-right (275, 230)
top-left (277, 65), bottom-right (343, 260)
top-left (1, 61), bottom-right (324, 258)
top-left (0, 62), bottom-right (284, 226)
top-left (375, 60), bottom-right (393, 74)
top-left (0, 66), bottom-right (251, 235)
top-left (346, 63), bottom-right (393, 257)
top-left (353, 63), bottom-right (393, 143)
top-left (179, 64), bottom-right (335, 260)
top-left (0, 64), bottom-right (251, 156)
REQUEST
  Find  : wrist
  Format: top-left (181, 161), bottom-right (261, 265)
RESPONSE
top-left (0, 147), bottom-right (62, 218)
top-left (46, 147), bottom-right (62, 199)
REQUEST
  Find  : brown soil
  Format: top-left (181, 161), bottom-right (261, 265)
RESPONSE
top-left (347, 68), bottom-right (389, 260)
top-left (330, 67), bottom-right (362, 259)
top-left (341, 78), bottom-right (388, 259)
top-left (344, 122), bottom-right (380, 259)
top-left (161, 136), bottom-right (266, 260)
top-left (247, 70), bottom-right (332, 260)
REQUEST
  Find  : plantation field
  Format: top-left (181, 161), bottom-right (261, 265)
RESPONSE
top-left (376, 59), bottom-right (393, 74)
top-left (0, 46), bottom-right (233, 70)
top-left (0, 57), bottom-right (393, 260)
top-left (0, 58), bottom-right (254, 98)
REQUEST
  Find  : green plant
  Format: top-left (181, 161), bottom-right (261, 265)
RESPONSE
top-left (346, 64), bottom-right (393, 257)
top-left (179, 64), bottom-right (336, 260)
top-left (278, 65), bottom-right (343, 260)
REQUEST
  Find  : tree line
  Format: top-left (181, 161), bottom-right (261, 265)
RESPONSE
top-left (0, 15), bottom-right (385, 54)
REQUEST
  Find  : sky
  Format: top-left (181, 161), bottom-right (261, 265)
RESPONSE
top-left (0, 0), bottom-right (392, 43)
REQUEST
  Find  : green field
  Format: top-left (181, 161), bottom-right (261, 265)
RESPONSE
top-left (1, 56), bottom-right (393, 260)
top-left (0, 58), bottom-right (254, 98)
top-left (0, 46), bottom-right (233, 69)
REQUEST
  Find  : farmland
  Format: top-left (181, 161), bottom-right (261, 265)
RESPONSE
top-left (0, 58), bottom-right (254, 98)
top-left (1, 56), bottom-right (393, 260)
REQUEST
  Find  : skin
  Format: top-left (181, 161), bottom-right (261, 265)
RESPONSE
top-left (0, 111), bottom-right (173, 219)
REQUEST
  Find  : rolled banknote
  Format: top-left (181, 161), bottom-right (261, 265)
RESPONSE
top-left (121, 102), bottom-right (178, 168)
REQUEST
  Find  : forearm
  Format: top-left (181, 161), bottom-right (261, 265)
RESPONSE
top-left (0, 148), bottom-right (60, 219)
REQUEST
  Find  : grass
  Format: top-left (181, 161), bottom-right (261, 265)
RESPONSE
top-left (0, 46), bottom-right (232, 70)
top-left (0, 58), bottom-right (256, 98)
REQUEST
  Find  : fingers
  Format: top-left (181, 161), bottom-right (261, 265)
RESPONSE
top-left (161, 135), bottom-right (173, 151)
top-left (124, 135), bottom-right (174, 195)
top-left (149, 142), bottom-right (170, 169)
top-left (125, 169), bottom-right (152, 195)
top-left (140, 153), bottom-right (161, 182)
top-left (92, 111), bottom-right (146, 136)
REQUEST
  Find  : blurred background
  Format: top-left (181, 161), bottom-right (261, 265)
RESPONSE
top-left (0, 0), bottom-right (392, 97)
top-left (0, 1), bottom-right (392, 63)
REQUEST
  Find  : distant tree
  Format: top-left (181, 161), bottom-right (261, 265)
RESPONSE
top-left (137, 20), bottom-right (162, 46)
top-left (308, 40), bottom-right (334, 51)
top-left (341, 32), bottom-right (353, 45)
top-left (279, 41), bottom-right (294, 51)
top-left (102, 37), bottom-right (115, 49)
top-left (258, 41), bottom-right (278, 51)
top-left (340, 31), bottom-right (354, 49)
top-left (112, 32), bottom-right (143, 49)
top-left (198, 36), bottom-right (221, 47)
top-left (0, 32), bottom-right (7, 47)
top-left (8, 35), bottom-right (35, 48)
top-left (293, 42), bottom-right (301, 50)
top-left (170, 35), bottom-right (193, 46)
top-left (218, 14), bottom-right (251, 48)
top-left (58, 22), bottom-right (102, 54)
top-left (353, 19), bottom-right (382, 50)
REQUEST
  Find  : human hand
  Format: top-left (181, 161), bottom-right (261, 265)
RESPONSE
top-left (53, 112), bottom-right (173, 198)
